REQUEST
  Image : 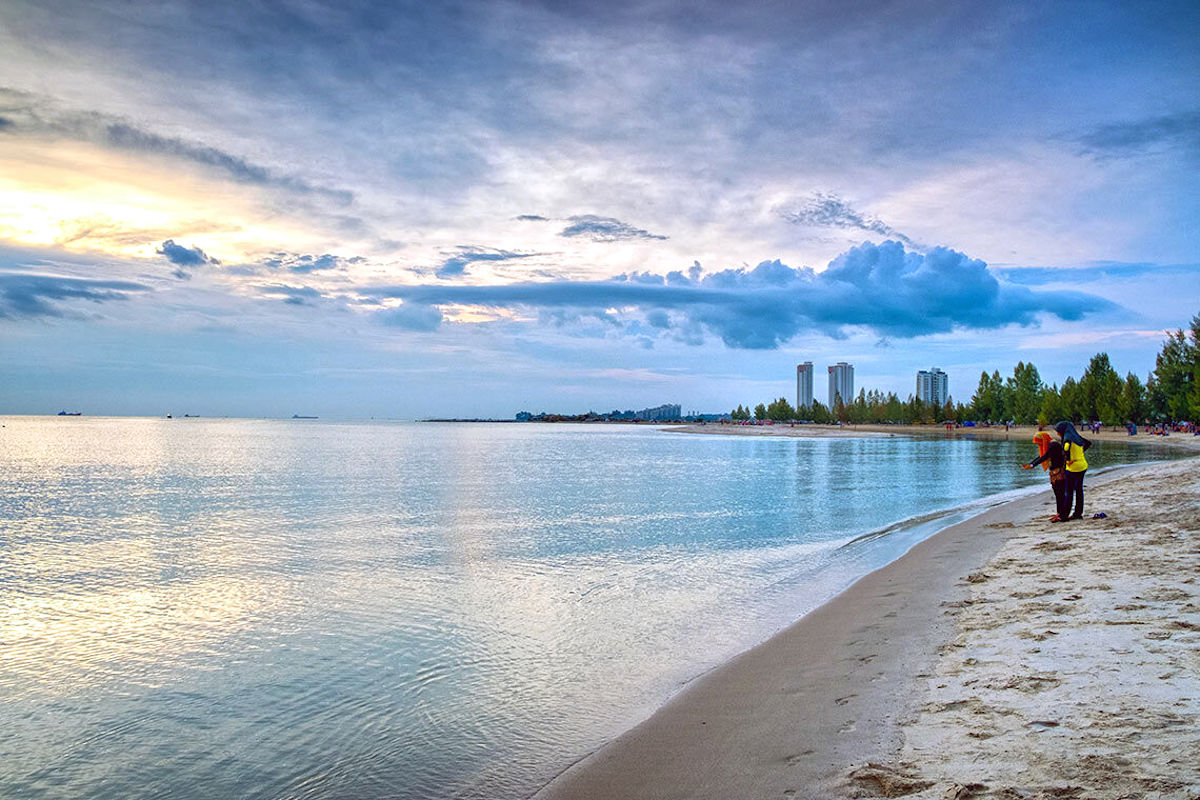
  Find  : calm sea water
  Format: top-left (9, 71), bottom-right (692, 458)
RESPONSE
top-left (0, 418), bottom-right (1176, 799)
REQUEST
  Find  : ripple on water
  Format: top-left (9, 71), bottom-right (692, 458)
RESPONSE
top-left (0, 418), bottom-right (1180, 799)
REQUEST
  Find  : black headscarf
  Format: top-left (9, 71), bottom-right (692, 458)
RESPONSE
top-left (1055, 420), bottom-right (1087, 447)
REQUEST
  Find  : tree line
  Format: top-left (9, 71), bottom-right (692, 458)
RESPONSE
top-left (731, 312), bottom-right (1200, 426)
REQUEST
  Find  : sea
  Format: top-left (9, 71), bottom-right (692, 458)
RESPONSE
top-left (0, 417), bottom-right (1179, 799)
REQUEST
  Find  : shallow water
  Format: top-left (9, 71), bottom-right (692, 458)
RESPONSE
top-left (0, 418), bottom-right (1177, 799)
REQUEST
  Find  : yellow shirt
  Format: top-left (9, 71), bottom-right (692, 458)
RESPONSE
top-left (1064, 441), bottom-right (1088, 472)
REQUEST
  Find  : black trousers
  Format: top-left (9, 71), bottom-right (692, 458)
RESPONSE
top-left (1051, 478), bottom-right (1069, 518)
top-left (1064, 469), bottom-right (1086, 518)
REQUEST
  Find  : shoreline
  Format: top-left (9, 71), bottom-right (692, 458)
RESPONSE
top-left (664, 421), bottom-right (1200, 451)
top-left (534, 457), bottom-right (1200, 799)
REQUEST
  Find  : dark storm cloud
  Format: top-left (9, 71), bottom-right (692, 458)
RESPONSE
top-left (362, 241), bottom-right (1111, 348)
top-left (559, 215), bottom-right (668, 242)
top-left (0, 272), bottom-right (149, 319)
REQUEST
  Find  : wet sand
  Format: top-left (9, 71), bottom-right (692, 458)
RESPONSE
top-left (535, 458), bottom-right (1200, 799)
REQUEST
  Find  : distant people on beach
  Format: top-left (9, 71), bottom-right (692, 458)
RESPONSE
top-left (1056, 421), bottom-right (1090, 520)
top-left (1023, 431), bottom-right (1068, 522)
top-left (1138, 420), bottom-right (1199, 435)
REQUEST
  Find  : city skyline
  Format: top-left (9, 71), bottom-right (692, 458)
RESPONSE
top-left (1, 1), bottom-right (1198, 418)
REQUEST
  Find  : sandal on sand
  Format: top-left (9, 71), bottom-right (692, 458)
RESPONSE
top-left (1050, 515), bottom-right (1064, 523)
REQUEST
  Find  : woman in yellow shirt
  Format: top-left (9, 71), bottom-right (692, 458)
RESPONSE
top-left (1055, 421), bottom-right (1089, 519)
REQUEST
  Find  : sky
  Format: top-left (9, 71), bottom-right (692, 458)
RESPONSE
top-left (1, 0), bottom-right (1198, 418)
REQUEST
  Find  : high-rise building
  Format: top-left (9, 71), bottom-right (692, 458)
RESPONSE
top-left (916, 367), bottom-right (949, 409)
top-left (796, 362), bottom-right (814, 409)
top-left (828, 362), bottom-right (854, 409)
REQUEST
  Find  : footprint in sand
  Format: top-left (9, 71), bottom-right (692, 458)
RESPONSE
top-left (996, 674), bottom-right (1062, 694)
top-left (845, 763), bottom-right (933, 797)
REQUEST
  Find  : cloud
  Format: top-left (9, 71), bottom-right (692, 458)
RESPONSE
top-left (777, 193), bottom-right (912, 244)
top-left (0, 88), bottom-right (354, 205)
top-left (157, 239), bottom-right (218, 278)
top-left (434, 246), bottom-right (537, 279)
top-left (559, 215), bottom-right (668, 242)
top-left (1074, 110), bottom-right (1200, 158)
top-left (260, 252), bottom-right (363, 274)
top-left (377, 303), bottom-right (443, 331)
top-left (998, 261), bottom-right (1200, 285)
top-left (515, 214), bottom-right (549, 221)
top-left (0, 272), bottom-right (149, 319)
top-left (255, 284), bottom-right (325, 307)
top-left (362, 241), bottom-right (1115, 349)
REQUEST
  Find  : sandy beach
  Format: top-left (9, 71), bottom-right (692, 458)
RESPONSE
top-left (536, 454), bottom-right (1200, 800)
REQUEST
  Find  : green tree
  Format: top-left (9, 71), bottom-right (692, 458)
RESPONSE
top-left (1154, 329), bottom-right (1195, 420)
top-left (904, 394), bottom-right (933, 424)
top-left (992, 370), bottom-right (1012, 422)
top-left (766, 397), bottom-right (796, 421)
top-left (885, 394), bottom-right (904, 423)
top-left (753, 403), bottom-right (768, 421)
top-left (1117, 372), bottom-right (1145, 424)
top-left (833, 395), bottom-right (849, 424)
top-left (1191, 363), bottom-right (1200, 420)
top-left (1145, 374), bottom-right (1168, 421)
top-left (1038, 384), bottom-right (1065, 427)
top-left (1078, 352), bottom-right (1121, 422)
top-left (1007, 361), bottom-right (1043, 424)
top-left (1059, 376), bottom-right (1082, 421)
top-left (971, 371), bottom-right (993, 421)
top-left (849, 389), bottom-right (869, 424)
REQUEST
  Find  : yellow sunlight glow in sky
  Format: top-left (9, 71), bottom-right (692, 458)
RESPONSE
top-left (0, 137), bottom-right (327, 263)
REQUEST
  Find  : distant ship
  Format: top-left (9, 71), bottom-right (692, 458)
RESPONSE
top-left (292, 415), bottom-right (318, 419)
top-left (57, 411), bottom-right (82, 416)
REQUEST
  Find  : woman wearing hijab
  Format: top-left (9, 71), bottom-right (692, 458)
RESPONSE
top-left (1023, 431), bottom-right (1068, 521)
top-left (1054, 421), bottom-right (1090, 519)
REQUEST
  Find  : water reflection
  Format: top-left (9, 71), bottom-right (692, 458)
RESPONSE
top-left (0, 418), bottom-right (1177, 799)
